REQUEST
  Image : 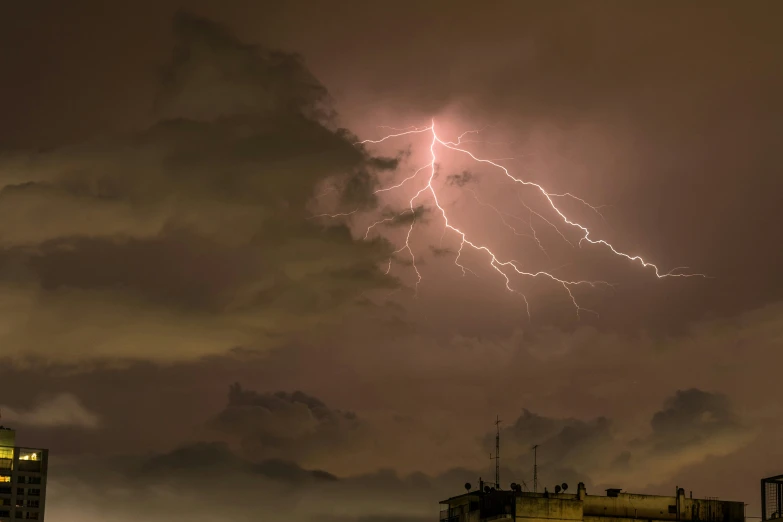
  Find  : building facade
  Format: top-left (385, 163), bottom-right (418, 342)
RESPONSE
top-left (440, 482), bottom-right (744, 522)
top-left (0, 427), bottom-right (48, 521)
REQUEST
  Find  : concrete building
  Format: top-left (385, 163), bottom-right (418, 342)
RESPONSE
top-left (0, 427), bottom-right (48, 521)
top-left (440, 481), bottom-right (745, 522)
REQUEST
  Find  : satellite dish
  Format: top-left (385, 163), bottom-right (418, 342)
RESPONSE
top-left (465, 483), bottom-right (472, 492)
top-left (490, 487), bottom-right (497, 493)
top-left (484, 486), bottom-right (491, 493)
top-left (562, 483), bottom-right (569, 492)
top-left (555, 485), bottom-right (562, 494)
top-left (510, 483), bottom-right (517, 491)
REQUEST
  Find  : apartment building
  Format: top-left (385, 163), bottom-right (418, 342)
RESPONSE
top-left (0, 427), bottom-right (47, 521)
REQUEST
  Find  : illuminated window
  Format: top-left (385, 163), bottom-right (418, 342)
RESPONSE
top-left (0, 477), bottom-right (9, 483)
top-left (0, 448), bottom-right (13, 460)
top-left (18, 451), bottom-right (40, 462)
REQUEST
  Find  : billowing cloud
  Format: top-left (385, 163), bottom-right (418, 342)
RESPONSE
top-left (0, 12), bottom-right (399, 363)
top-left (495, 389), bottom-right (754, 491)
top-left (208, 384), bottom-right (368, 468)
top-left (0, 394), bottom-right (100, 429)
top-left (648, 388), bottom-right (743, 452)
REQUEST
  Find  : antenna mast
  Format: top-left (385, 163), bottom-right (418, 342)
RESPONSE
top-left (532, 444), bottom-right (539, 493)
top-left (489, 415), bottom-right (502, 489)
top-left (495, 416), bottom-right (501, 489)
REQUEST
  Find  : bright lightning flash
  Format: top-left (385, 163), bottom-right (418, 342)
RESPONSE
top-left (323, 120), bottom-right (706, 319)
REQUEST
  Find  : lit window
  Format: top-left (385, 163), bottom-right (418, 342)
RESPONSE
top-left (0, 448), bottom-right (12, 460)
top-left (18, 451), bottom-right (40, 462)
top-left (0, 477), bottom-right (9, 483)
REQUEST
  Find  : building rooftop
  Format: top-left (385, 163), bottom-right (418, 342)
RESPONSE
top-left (439, 481), bottom-right (745, 522)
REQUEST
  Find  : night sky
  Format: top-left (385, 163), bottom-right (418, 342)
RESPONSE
top-left (1, 2), bottom-right (782, 521)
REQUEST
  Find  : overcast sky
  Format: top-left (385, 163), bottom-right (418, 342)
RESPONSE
top-left (1, 2), bottom-right (782, 521)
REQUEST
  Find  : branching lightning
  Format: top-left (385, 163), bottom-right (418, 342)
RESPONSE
top-left (317, 120), bottom-right (706, 319)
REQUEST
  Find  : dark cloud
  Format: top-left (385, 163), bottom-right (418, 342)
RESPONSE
top-left (140, 441), bottom-right (338, 483)
top-left (208, 384), bottom-right (366, 465)
top-left (648, 389), bottom-right (741, 453)
top-left (0, 12), bottom-right (399, 363)
top-left (496, 389), bottom-right (753, 490)
top-left (495, 409), bottom-right (617, 490)
top-left (156, 11), bottom-right (332, 122)
top-left (26, 232), bottom-right (262, 312)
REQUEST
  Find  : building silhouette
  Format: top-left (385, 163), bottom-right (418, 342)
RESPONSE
top-left (0, 426), bottom-right (48, 521)
top-left (761, 474), bottom-right (783, 521)
top-left (440, 481), bottom-right (745, 522)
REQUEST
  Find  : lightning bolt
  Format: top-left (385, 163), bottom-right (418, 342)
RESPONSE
top-left (309, 209), bottom-right (358, 219)
top-left (334, 120), bottom-right (704, 318)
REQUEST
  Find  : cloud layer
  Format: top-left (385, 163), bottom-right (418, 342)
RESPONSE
top-left (0, 13), bottom-right (398, 363)
top-left (38, 385), bottom-right (753, 522)
top-left (0, 394), bottom-right (100, 429)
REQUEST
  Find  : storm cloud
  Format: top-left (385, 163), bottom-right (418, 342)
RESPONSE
top-left (0, 3), bottom-right (781, 521)
top-left (208, 384), bottom-right (368, 467)
top-left (495, 388), bottom-right (754, 491)
top-left (0, 13), bottom-right (398, 363)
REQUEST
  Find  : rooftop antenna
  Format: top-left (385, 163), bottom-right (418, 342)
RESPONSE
top-left (490, 415), bottom-right (501, 489)
top-left (532, 444), bottom-right (539, 493)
